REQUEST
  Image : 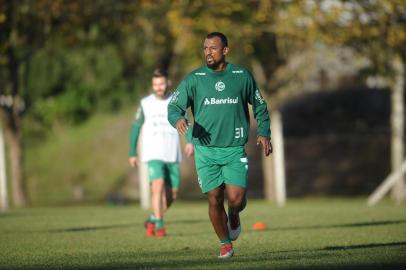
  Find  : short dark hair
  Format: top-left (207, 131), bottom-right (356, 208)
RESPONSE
top-left (206, 32), bottom-right (228, 48)
top-left (152, 68), bottom-right (168, 78)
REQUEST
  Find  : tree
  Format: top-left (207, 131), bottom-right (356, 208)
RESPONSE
top-left (276, 0), bottom-right (406, 202)
top-left (0, 0), bottom-right (49, 206)
top-left (0, 0), bottom-right (191, 206)
top-left (0, 0), bottom-right (134, 206)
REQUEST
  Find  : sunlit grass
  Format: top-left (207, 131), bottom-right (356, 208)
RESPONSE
top-left (0, 199), bottom-right (405, 269)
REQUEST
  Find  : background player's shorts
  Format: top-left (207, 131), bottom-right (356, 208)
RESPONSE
top-left (147, 160), bottom-right (180, 189)
top-left (194, 145), bottom-right (248, 193)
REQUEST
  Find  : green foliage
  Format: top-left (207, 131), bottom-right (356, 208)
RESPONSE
top-left (2, 0), bottom-right (405, 130)
top-left (27, 44), bottom-right (127, 126)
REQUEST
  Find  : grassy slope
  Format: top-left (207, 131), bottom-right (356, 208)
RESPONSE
top-left (25, 108), bottom-right (135, 205)
top-left (0, 199), bottom-right (405, 270)
top-left (24, 106), bottom-right (200, 206)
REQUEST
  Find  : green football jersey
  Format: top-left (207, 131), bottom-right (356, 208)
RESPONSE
top-left (168, 63), bottom-right (271, 147)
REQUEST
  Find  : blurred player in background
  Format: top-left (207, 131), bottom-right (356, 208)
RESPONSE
top-left (168, 32), bottom-right (272, 258)
top-left (129, 68), bottom-right (194, 237)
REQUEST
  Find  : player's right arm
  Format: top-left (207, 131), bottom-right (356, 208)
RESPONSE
top-left (128, 105), bottom-right (145, 167)
top-left (168, 78), bottom-right (192, 135)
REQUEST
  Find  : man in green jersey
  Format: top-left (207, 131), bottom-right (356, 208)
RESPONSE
top-left (168, 32), bottom-right (272, 258)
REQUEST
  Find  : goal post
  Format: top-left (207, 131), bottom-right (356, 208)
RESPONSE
top-left (272, 110), bottom-right (286, 206)
top-left (368, 159), bottom-right (406, 206)
top-left (264, 110), bottom-right (286, 206)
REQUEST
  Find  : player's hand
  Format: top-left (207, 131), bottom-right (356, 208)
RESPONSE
top-left (257, 136), bottom-right (273, 157)
top-left (184, 143), bottom-right (194, 157)
top-left (172, 189), bottom-right (178, 200)
top-left (175, 118), bottom-right (189, 135)
top-left (128, 156), bottom-right (140, 167)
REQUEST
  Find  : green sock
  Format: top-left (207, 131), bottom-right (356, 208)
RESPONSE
top-left (155, 219), bottom-right (164, 229)
top-left (220, 236), bottom-right (232, 245)
top-left (149, 213), bottom-right (155, 223)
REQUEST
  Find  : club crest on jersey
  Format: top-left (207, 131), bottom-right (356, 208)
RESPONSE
top-left (215, 81), bottom-right (225, 92)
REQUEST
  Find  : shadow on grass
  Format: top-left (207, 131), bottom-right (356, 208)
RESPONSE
top-left (0, 213), bottom-right (25, 219)
top-left (46, 219), bottom-right (208, 234)
top-left (3, 242), bottom-right (406, 270)
top-left (0, 211), bottom-right (44, 219)
top-left (168, 231), bottom-right (212, 237)
top-left (166, 219), bottom-right (208, 225)
top-left (321, 241), bottom-right (406, 251)
top-left (48, 223), bottom-right (140, 233)
top-left (3, 241), bottom-right (405, 270)
top-left (266, 241), bottom-right (406, 254)
top-left (258, 219), bottom-right (406, 232)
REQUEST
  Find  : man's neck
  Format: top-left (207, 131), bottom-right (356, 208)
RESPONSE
top-left (154, 92), bottom-right (169, 100)
top-left (209, 61), bottom-right (227, 72)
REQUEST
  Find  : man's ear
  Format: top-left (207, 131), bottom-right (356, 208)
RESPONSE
top-left (167, 79), bottom-right (172, 88)
top-left (222, 46), bottom-right (229, 56)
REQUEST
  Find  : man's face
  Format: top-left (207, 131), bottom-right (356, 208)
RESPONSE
top-left (203, 37), bottom-right (228, 70)
top-left (152, 76), bottom-right (168, 98)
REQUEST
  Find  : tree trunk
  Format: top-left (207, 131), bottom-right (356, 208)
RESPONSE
top-left (3, 109), bottom-right (27, 207)
top-left (2, 0), bottom-right (28, 206)
top-left (390, 56), bottom-right (405, 202)
top-left (0, 124), bottom-right (8, 211)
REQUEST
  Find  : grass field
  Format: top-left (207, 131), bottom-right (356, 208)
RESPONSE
top-left (1, 198), bottom-right (405, 270)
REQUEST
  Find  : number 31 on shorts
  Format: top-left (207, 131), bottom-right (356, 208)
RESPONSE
top-left (235, 127), bottom-right (244, 139)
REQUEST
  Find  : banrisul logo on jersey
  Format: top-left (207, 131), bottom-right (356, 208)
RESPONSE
top-left (215, 81), bottom-right (225, 92)
top-left (204, 97), bottom-right (238, 105)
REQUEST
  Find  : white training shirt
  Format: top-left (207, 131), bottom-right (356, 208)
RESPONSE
top-left (139, 94), bottom-right (181, 163)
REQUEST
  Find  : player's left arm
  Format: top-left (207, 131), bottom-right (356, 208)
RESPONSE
top-left (247, 73), bottom-right (273, 156)
top-left (129, 106), bottom-right (145, 166)
top-left (183, 118), bottom-right (194, 157)
top-left (257, 136), bottom-right (272, 156)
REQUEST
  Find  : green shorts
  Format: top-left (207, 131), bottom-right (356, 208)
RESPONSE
top-left (147, 160), bottom-right (180, 189)
top-left (194, 145), bottom-right (248, 193)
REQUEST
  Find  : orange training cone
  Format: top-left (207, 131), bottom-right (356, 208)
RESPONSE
top-left (252, 221), bottom-right (267, 231)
